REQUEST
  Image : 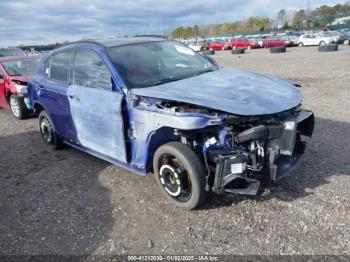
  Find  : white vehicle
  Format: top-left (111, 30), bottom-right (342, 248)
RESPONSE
top-left (188, 41), bottom-right (207, 52)
top-left (297, 33), bottom-right (336, 47)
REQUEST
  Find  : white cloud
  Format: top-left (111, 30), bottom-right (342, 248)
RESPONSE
top-left (0, 0), bottom-right (347, 46)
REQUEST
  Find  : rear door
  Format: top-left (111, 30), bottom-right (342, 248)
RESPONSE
top-left (37, 51), bottom-right (76, 139)
top-left (68, 49), bottom-right (126, 162)
top-left (307, 35), bottom-right (317, 46)
top-left (236, 39), bottom-right (244, 48)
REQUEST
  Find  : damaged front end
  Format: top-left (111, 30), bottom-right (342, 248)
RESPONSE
top-left (179, 108), bottom-right (314, 196)
top-left (132, 96), bottom-right (314, 197)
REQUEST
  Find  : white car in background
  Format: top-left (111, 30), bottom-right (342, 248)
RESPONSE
top-left (297, 33), bottom-right (336, 47)
top-left (188, 41), bottom-right (208, 52)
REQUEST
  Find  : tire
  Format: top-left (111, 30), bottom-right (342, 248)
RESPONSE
top-left (202, 50), bottom-right (215, 55)
top-left (232, 46), bottom-right (236, 50)
top-left (9, 94), bottom-right (30, 120)
top-left (318, 44), bottom-right (338, 52)
top-left (38, 111), bottom-right (63, 150)
top-left (231, 48), bottom-right (245, 54)
top-left (270, 46), bottom-right (286, 53)
top-left (344, 40), bottom-right (350, 45)
top-left (247, 45), bottom-right (251, 50)
top-left (153, 142), bottom-right (208, 209)
top-left (319, 41), bottom-right (326, 46)
top-left (298, 42), bottom-right (304, 47)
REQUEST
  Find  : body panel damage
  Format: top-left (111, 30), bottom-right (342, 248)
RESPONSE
top-left (28, 39), bottom-right (315, 202)
top-left (127, 94), bottom-right (314, 197)
top-left (132, 68), bottom-right (302, 116)
top-left (67, 85), bottom-right (127, 162)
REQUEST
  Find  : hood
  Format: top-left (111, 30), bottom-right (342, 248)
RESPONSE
top-left (131, 68), bottom-right (302, 116)
top-left (10, 75), bottom-right (31, 85)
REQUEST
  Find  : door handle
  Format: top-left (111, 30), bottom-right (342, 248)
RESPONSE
top-left (68, 95), bottom-right (80, 101)
top-left (37, 85), bottom-right (45, 91)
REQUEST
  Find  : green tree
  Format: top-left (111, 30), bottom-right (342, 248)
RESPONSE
top-left (276, 9), bottom-right (287, 28)
top-left (292, 9), bottom-right (307, 29)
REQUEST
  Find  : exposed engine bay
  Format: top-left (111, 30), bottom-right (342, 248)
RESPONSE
top-left (136, 97), bottom-right (314, 196)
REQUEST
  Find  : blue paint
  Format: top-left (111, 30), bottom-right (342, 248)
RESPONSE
top-left (132, 68), bottom-right (302, 116)
top-left (67, 84), bottom-right (127, 162)
top-left (28, 38), bottom-right (306, 177)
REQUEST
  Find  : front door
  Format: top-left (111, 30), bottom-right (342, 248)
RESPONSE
top-left (67, 49), bottom-right (127, 163)
top-left (0, 67), bottom-right (7, 108)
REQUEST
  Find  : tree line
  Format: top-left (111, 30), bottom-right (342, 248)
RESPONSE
top-left (171, 2), bottom-right (350, 38)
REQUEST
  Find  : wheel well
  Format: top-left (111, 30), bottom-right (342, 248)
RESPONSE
top-left (6, 91), bottom-right (14, 103)
top-left (34, 103), bottom-right (45, 116)
top-left (145, 127), bottom-right (181, 173)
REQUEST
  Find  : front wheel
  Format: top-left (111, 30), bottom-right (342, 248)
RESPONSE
top-left (9, 94), bottom-right (30, 119)
top-left (39, 111), bottom-right (63, 150)
top-left (153, 142), bottom-right (208, 209)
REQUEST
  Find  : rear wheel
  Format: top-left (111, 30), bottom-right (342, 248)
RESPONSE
top-left (319, 41), bottom-right (326, 46)
top-left (9, 94), bottom-right (30, 119)
top-left (39, 111), bottom-right (63, 150)
top-left (344, 40), bottom-right (350, 45)
top-left (153, 142), bottom-right (207, 209)
top-left (298, 42), bottom-right (304, 47)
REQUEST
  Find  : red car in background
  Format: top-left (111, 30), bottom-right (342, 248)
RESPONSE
top-left (262, 37), bottom-right (286, 48)
top-left (231, 37), bottom-right (259, 49)
top-left (0, 56), bottom-right (39, 119)
top-left (208, 41), bottom-right (232, 51)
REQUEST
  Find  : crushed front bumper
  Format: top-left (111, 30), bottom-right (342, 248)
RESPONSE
top-left (212, 110), bottom-right (314, 196)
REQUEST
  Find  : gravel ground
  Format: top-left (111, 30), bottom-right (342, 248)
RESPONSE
top-left (0, 45), bottom-right (350, 256)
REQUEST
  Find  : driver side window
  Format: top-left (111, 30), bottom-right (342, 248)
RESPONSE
top-left (73, 50), bottom-right (112, 90)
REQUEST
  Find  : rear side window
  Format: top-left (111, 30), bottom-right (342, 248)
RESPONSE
top-left (73, 50), bottom-right (112, 90)
top-left (50, 51), bottom-right (72, 83)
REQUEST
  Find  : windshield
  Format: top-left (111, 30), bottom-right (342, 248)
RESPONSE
top-left (0, 48), bottom-right (26, 57)
top-left (2, 58), bottom-right (39, 76)
top-left (107, 41), bottom-right (218, 88)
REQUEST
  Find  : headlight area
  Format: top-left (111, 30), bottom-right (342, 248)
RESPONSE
top-left (14, 83), bottom-right (28, 95)
top-left (179, 109), bottom-right (314, 196)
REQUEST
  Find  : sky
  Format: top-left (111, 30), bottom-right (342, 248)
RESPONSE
top-left (0, 0), bottom-right (347, 47)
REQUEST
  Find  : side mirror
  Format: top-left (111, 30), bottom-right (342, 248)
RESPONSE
top-left (202, 54), bottom-right (219, 66)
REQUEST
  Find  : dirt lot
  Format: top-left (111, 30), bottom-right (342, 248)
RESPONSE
top-left (1, 46), bottom-right (350, 256)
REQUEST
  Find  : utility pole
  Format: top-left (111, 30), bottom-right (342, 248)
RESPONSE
top-left (307, 0), bottom-right (311, 28)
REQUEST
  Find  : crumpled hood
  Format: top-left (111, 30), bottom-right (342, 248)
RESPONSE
top-left (11, 75), bottom-right (31, 85)
top-left (131, 68), bottom-right (302, 116)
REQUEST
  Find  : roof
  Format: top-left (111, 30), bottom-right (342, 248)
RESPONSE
top-left (0, 55), bottom-right (39, 63)
top-left (68, 37), bottom-right (167, 48)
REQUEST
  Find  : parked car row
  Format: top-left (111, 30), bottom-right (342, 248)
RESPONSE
top-left (0, 37), bottom-right (314, 209)
top-left (183, 29), bottom-right (350, 52)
